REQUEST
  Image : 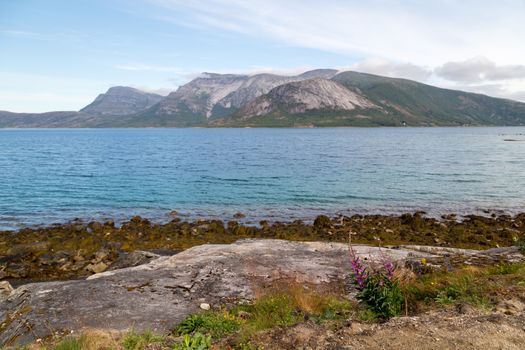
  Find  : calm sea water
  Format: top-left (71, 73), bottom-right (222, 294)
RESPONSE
top-left (0, 127), bottom-right (524, 230)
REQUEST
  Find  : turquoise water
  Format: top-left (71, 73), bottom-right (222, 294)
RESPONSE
top-left (0, 127), bottom-right (524, 230)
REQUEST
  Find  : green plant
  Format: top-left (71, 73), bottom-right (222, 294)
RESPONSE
top-left (239, 294), bottom-right (303, 330)
top-left (176, 312), bottom-right (241, 338)
top-left (349, 241), bottom-right (402, 319)
top-left (488, 262), bottom-right (523, 275)
top-left (173, 333), bottom-right (211, 350)
top-left (308, 297), bottom-right (353, 323)
top-left (357, 274), bottom-right (404, 319)
top-left (122, 330), bottom-right (164, 350)
top-left (177, 314), bottom-right (207, 335)
top-left (434, 290), bottom-right (457, 304)
top-left (355, 308), bottom-right (379, 322)
top-left (51, 337), bottom-right (84, 350)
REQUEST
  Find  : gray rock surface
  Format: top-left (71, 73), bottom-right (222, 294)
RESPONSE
top-left (108, 250), bottom-right (162, 271)
top-left (238, 78), bottom-right (376, 118)
top-left (0, 239), bottom-right (520, 345)
top-left (155, 74), bottom-right (248, 118)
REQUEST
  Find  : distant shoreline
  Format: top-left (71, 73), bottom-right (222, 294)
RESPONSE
top-left (3, 125), bottom-right (525, 129)
top-left (2, 207), bottom-right (524, 232)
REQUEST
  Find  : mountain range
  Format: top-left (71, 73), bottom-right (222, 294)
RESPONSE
top-left (2, 69), bottom-right (525, 127)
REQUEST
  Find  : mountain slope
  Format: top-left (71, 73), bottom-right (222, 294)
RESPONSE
top-left (0, 111), bottom-right (114, 128)
top-left (332, 71), bottom-right (525, 126)
top-left (81, 86), bottom-right (163, 116)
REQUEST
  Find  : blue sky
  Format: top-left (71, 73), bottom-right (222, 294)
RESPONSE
top-left (2, 0), bottom-right (525, 112)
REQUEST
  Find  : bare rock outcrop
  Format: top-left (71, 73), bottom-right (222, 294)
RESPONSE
top-left (237, 78), bottom-right (376, 119)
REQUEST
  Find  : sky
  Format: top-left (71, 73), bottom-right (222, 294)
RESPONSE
top-left (1, 0), bottom-right (525, 112)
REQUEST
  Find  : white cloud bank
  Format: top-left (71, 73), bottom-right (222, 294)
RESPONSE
top-left (146, 0), bottom-right (525, 101)
top-left (147, 0), bottom-right (525, 65)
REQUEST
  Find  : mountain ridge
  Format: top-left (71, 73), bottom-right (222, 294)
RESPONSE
top-left (2, 69), bottom-right (525, 127)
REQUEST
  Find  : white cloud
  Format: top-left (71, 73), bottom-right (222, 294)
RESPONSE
top-left (145, 0), bottom-right (525, 66)
top-left (143, 0), bottom-right (525, 101)
top-left (131, 86), bottom-right (172, 96)
top-left (115, 64), bottom-right (185, 73)
top-left (435, 57), bottom-right (525, 83)
top-left (431, 57), bottom-right (525, 102)
top-left (346, 58), bottom-right (432, 81)
top-left (206, 65), bottom-right (317, 77)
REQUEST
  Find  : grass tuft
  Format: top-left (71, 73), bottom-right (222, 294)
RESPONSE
top-left (122, 330), bottom-right (165, 350)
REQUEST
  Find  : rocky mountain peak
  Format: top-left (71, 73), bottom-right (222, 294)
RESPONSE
top-left (81, 86), bottom-right (163, 116)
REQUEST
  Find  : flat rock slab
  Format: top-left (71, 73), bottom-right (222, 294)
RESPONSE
top-left (0, 239), bottom-right (509, 346)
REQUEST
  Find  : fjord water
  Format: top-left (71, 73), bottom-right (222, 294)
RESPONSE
top-left (0, 127), bottom-right (524, 230)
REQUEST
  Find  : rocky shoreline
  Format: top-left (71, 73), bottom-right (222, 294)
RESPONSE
top-left (0, 211), bottom-right (524, 347)
top-left (1, 212), bottom-right (524, 284)
top-left (1, 239), bottom-right (523, 346)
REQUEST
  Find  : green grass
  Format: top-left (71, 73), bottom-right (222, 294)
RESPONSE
top-left (122, 330), bottom-right (165, 350)
top-left (402, 262), bottom-right (525, 312)
top-left (176, 311), bottom-right (242, 338)
top-left (51, 337), bottom-right (84, 350)
top-left (173, 333), bottom-right (211, 350)
top-left (174, 287), bottom-right (353, 347)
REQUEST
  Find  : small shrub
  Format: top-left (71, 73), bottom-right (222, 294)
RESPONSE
top-left (173, 333), bottom-right (211, 350)
top-left (357, 274), bottom-right (404, 318)
top-left (348, 241), bottom-right (403, 319)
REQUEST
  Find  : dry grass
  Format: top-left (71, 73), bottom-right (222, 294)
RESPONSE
top-left (257, 283), bottom-right (347, 315)
top-left (392, 267), bottom-right (417, 286)
top-left (78, 329), bottom-right (121, 350)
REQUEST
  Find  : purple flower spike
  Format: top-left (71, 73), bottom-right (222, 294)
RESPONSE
top-left (384, 261), bottom-right (394, 280)
top-left (349, 244), bottom-right (369, 291)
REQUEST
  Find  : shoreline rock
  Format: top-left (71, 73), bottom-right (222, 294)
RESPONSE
top-left (0, 212), bottom-right (524, 284)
